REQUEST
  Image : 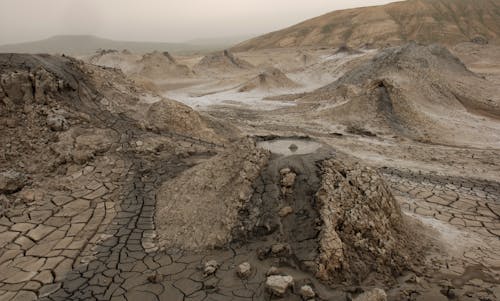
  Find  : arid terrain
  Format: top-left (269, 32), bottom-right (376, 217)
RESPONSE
top-left (1, 0), bottom-right (500, 300)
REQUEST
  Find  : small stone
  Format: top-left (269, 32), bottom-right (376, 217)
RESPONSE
top-left (353, 288), bottom-right (387, 301)
top-left (288, 144), bottom-right (298, 152)
top-left (0, 170), bottom-right (27, 194)
top-left (279, 206), bottom-right (294, 217)
top-left (147, 271), bottom-right (163, 283)
top-left (300, 285), bottom-right (316, 299)
top-left (271, 243), bottom-right (290, 256)
top-left (46, 114), bottom-right (69, 131)
top-left (204, 260), bottom-right (218, 276)
top-left (266, 275), bottom-right (294, 296)
top-left (281, 172), bottom-right (296, 188)
top-left (236, 262), bottom-right (252, 279)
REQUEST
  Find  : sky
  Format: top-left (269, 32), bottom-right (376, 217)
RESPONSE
top-left (0, 0), bottom-right (399, 45)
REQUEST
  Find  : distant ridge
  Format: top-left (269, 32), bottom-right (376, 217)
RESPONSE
top-left (0, 35), bottom-right (233, 55)
top-left (233, 0), bottom-right (500, 51)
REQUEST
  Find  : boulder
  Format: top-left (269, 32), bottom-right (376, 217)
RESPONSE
top-left (236, 262), bottom-right (252, 279)
top-left (265, 275), bottom-right (294, 296)
top-left (300, 285), bottom-right (316, 299)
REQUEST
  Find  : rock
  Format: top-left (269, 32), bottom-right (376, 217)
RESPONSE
top-left (266, 275), bottom-right (294, 296)
top-left (279, 206), bottom-right (294, 217)
top-left (236, 262), bottom-right (252, 279)
top-left (280, 170), bottom-right (296, 188)
top-left (300, 285), bottom-right (316, 299)
top-left (0, 170), bottom-right (27, 194)
top-left (147, 271), bottom-right (163, 283)
top-left (46, 114), bottom-right (69, 131)
top-left (271, 243), bottom-right (290, 256)
top-left (471, 36), bottom-right (488, 45)
top-left (289, 143), bottom-right (298, 152)
top-left (353, 288), bottom-right (387, 301)
top-left (204, 260), bottom-right (218, 276)
top-left (266, 266), bottom-right (281, 276)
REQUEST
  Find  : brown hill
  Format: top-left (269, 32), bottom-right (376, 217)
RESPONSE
top-left (233, 0), bottom-right (500, 51)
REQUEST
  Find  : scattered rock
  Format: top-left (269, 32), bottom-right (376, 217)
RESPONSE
top-left (0, 170), bottom-right (27, 194)
top-left (147, 271), bottom-right (163, 283)
top-left (279, 206), bottom-right (294, 217)
top-left (204, 260), bottom-right (218, 276)
top-left (471, 36), bottom-right (488, 45)
top-left (271, 243), bottom-right (290, 256)
top-left (353, 288), bottom-right (387, 301)
top-left (46, 113), bottom-right (69, 131)
top-left (266, 275), bottom-right (294, 296)
top-left (236, 262), bottom-right (252, 279)
top-left (300, 285), bottom-right (316, 299)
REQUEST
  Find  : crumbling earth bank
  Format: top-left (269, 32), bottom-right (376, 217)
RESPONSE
top-left (155, 138), bottom-right (270, 250)
top-left (315, 159), bottom-right (424, 285)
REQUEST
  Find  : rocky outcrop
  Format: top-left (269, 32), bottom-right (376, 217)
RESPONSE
top-left (314, 159), bottom-right (422, 284)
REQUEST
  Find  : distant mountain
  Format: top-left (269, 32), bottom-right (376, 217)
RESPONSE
top-left (233, 0), bottom-right (500, 51)
top-left (0, 35), bottom-right (228, 55)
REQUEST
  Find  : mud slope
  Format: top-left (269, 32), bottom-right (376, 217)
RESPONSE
top-left (233, 0), bottom-right (500, 51)
top-left (296, 43), bottom-right (500, 147)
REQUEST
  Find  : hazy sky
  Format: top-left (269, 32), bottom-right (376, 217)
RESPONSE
top-left (0, 0), bottom-right (399, 45)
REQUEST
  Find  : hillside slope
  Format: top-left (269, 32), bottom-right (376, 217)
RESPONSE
top-left (233, 0), bottom-right (500, 51)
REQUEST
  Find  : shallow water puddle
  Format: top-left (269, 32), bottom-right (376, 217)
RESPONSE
top-left (257, 139), bottom-right (322, 156)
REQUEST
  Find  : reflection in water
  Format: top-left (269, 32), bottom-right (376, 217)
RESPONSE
top-left (257, 139), bottom-right (322, 156)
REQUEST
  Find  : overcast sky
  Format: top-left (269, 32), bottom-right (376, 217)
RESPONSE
top-left (0, 0), bottom-right (399, 45)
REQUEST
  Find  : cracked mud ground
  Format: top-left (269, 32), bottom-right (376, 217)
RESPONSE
top-left (1, 48), bottom-right (500, 301)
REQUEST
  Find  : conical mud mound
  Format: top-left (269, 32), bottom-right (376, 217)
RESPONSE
top-left (238, 67), bottom-right (299, 92)
top-left (194, 49), bottom-right (253, 73)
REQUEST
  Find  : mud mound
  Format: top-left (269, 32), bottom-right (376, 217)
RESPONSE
top-left (145, 98), bottom-right (223, 143)
top-left (194, 49), bottom-right (253, 73)
top-left (296, 43), bottom-right (500, 146)
top-left (137, 51), bottom-right (193, 79)
top-left (155, 138), bottom-right (269, 250)
top-left (238, 67), bottom-right (299, 92)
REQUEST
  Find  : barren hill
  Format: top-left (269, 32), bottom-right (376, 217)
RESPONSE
top-left (0, 35), bottom-right (227, 56)
top-left (233, 0), bottom-right (500, 51)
